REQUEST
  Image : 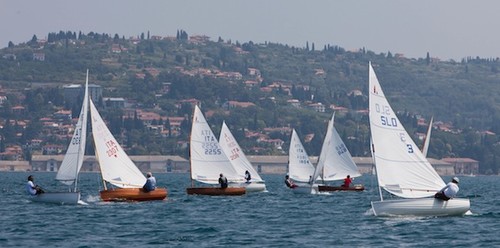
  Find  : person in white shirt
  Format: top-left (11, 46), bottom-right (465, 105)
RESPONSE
top-left (26, 175), bottom-right (44, 195)
top-left (142, 172), bottom-right (156, 192)
top-left (434, 177), bottom-right (460, 201)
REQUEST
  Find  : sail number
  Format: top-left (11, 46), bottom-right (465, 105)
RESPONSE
top-left (400, 133), bottom-right (414, 153)
top-left (229, 148), bottom-right (240, 160)
top-left (336, 144), bottom-right (348, 155)
top-left (71, 129), bottom-right (81, 145)
top-left (201, 130), bottom-right (222, 155)
top-left (105, 140), bottom-right (119, 157)
top-left (375, 103), bottom-right (397, 127)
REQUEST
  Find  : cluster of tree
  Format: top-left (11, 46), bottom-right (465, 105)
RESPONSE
top-left (2, 29), bottom-right (500, 174)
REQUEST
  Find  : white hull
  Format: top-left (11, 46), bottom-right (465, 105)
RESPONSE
top-left (371, 198), bottom-right (470, 217)
top-left (229, 182), bottom-right (267, 192)
top-left (30, 192), bottom-right (81, 205)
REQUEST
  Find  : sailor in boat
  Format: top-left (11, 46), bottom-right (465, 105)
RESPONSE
top-left (26, 175), bottom-right (44, 195)
top-left (142, 172), bottom-right (156, 192)
top-left (284, 175), bottom-right (297, 188)
top-left (219, 173), bottom-right (228, 189)
top-left (341, 175), bottom-right (352, 188)
top-left (434, 177), bottom-right (460, 201)
top-left (244, 170), bottom-right (251, 183)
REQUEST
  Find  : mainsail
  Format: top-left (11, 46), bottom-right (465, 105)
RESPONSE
top-left (288, 129), bottom-right (315, 183)
top-left (190, 105), bottom-right (241, 184)
top-left (56, 70), bottom-right (89, 188)
top-left (90, 99), bottom-right (146, 188)
top-left (369, 62), bottom-right (445, 198)
top-left (317, 113), bottom-right (361, 182)
top-left (219, 121), bottom-right (263, 182)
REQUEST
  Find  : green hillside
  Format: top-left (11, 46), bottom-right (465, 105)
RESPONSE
top-left (1, 30), bottom-right (499, 174)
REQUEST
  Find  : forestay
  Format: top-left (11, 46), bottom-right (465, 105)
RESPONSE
top-left (190, 105), bottom-right (241, 184)
top-left (219, 121), bottom-right (263, 182)
top-left (89, 99), bottom-right (146, 188)
top-left (288, 129), bottom-right (315, 183)
top-left (316, 113), bottom-right (361, 182)
top-left (55, 70), bottom-right (89, 188)
top-left (369, 63), bottom-right (445, 198)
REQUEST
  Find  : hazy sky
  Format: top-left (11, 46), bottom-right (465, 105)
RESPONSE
top-left (1, 0), bottom-right (498, 61)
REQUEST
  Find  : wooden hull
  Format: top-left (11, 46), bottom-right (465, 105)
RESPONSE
top-left (371, 198), bottom-right (471, 217)
top-left (31, 192), bottom-right (81, 205)
top-left (318, 184), bottom-right (365, 192)
top-left (186, 187), bottom-right (246, 196)
top-left (100, 188), bottom-right (167, 202)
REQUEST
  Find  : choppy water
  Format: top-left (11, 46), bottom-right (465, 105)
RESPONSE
top-left (0, 172), bottom-right (498, 247)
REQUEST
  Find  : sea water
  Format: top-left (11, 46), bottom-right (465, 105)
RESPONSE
top-left (0, 172), bottom-right (498, 247)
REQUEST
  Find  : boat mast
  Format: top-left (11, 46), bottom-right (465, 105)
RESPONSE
top-left (73, 69), bottom-right (89, 192)
top-left (189, 105), bottom-right (196, 188)
top-left (371, 140), bottom-right (384, 201)
top-left (90, 98), bottom-right (108, 191)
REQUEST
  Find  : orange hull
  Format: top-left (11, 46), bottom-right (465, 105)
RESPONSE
top-left (318, 184), bottom-right (365, 192)
top-left (186, 187), bottom-right (246, 196)
top-left (100, 187), bottom-right (167, 202)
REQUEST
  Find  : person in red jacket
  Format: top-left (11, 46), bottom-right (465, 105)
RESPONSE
top-left (342, 175), bottom-right (352, 188)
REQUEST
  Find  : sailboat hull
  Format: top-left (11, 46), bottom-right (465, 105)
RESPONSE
top-left (371, 198), bottom-right (471, 217)
top-left (229, 182), bottom-right (267, 192)
top-left (318, 184), bottom-right (365, 192)
top-left (100, 188), bottom-right (167, 202)
top-left (31, 192), bottom-right (80, 205)
top-left (186, 187), bottom-right (246, 196)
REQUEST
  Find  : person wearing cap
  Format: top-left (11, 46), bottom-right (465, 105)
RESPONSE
top-left (142, 172), bottom-right (156, 192)
top-left (26, 175), bottom-right (44, 195)
top-left (219, 173), bottom-right (228, 189)
top-left (434, 177), bottom-right (460, 201)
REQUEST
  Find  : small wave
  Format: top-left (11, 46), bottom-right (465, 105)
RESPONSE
top-left (83, 194), bottom-right (101, 203)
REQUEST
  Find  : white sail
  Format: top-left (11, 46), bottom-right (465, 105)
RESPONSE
top-left (314, 113), bottom-right (361, 182)
top-left (219, 121), bottom-right (263, 182)
top-left (422, 117), bottom-right (433, 157)
top-left (56, 70), bottom-right (89, 187)
top-left (288, 129), bottom-right (315, 182)
top-left (369, 62), bottom-right (445, 199)
top-left (190, 105), bottom-right (241, 184)
top-left (89, 99), bottom-right (146, 188)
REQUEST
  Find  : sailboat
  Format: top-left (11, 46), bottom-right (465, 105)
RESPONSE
top-left (219, 121), bottom-right (267, 192)
top-left (31, 70), bottom-right (90, 205)
top-left (368, 62), bottom-right (470, 216)
top-left (186, 105), bottom-right (246, 195)
top-left (316, 113), bottom-right (364, 192)
top-left (287, 129), bottom-right (320, 194)
top-left (89, 99), bottom-right (167, 201)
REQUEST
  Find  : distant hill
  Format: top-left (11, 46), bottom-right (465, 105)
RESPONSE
top-left (0, 30), bottom-right (499, 174)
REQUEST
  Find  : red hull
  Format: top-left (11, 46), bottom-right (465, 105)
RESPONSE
top-left (100, 187), bottom-right (167, 202)
top-left (186, 187), bottom-right (246, 196)
top-left (318, 184), bottom-right (365, 192)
